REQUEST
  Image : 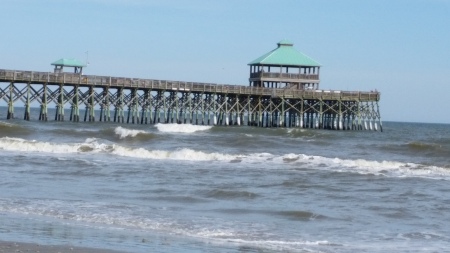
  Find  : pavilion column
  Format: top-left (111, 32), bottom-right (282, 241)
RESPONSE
top-left (249, 66), bottom-right (252, 86)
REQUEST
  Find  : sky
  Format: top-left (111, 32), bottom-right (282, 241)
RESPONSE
top-left (1, 0), bottom-right (449, 123)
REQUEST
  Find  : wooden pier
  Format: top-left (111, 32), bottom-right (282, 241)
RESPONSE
top-left (0, 69), bottom-right (381, 131)
top-left (0, 41), bottom-right (382, 131)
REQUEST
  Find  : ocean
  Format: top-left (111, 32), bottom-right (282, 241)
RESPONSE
top-left (1, 107), bottom-right (450, 252)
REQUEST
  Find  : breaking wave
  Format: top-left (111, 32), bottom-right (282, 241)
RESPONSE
top-left (0, 137), bottom-right (235, 161)
top-left (1, 137), bottom-right (449, 180)
top-left (155, 123), bottom-right (212, 133)
top-left (114, 126), bottom-right (149, 139)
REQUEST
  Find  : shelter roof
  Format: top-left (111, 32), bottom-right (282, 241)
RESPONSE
top-left (51, 58), bottom-right (86, 67)
top-left (248, 40), bottom-right (320, 67)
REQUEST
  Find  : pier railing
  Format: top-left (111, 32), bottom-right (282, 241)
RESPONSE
top-left (250, 72), bottom-right (319, 81)
top-left (0, 69), bottom-right (379, 101)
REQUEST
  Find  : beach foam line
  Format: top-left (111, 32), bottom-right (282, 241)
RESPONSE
top-left (155, 123), bottom-right (212, 133)
top-left (270, 153), bottom-right (450, 180)
top-left (0, 198), bottom-right (333, 252)
top-left (0, 137), bottom-right (236, 161)
top-left (328, 156), bottom-right (450, 179)
top-left (0, 137), bottom-right (81, 153)
top-left (112, 145), bottom-right (236, 161)
top-left (1, 137), bottom-right (448, 179)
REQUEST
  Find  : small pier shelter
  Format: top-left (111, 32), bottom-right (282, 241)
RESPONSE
top-left (248, 40), bottom-right (320, 90)
top-left (51, 58), bottom-right (86, 74)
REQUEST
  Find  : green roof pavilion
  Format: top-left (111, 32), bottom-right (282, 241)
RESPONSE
top-left (51, 58), bottom-right (86, 74)
top-left (248, 40), bottom-right (321, 90)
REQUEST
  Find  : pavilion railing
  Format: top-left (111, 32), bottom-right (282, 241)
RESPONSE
top-left (250, 72), bottom-right (319, 80)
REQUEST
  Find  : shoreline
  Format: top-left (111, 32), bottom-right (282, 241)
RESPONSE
top-left (0, 241), bottom-right (127, 253)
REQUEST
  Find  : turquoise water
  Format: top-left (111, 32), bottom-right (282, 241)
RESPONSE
top-left (1, 108), bottom-right (450, 252)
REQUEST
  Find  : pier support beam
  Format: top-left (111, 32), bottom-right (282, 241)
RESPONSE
top-left (24, 83), bottom-right (31, 121)
top-left (55, 84), bottom-right (65, 121)
top-left (70, 86), bottom-right (80, 122)
top-left (39, 84), bottom-right (48, 121)
top-left (7, 83), bottom-right (14, 119)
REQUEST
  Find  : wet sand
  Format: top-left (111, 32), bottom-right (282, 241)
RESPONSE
top-left (0, 241), bottom-right (127, 253)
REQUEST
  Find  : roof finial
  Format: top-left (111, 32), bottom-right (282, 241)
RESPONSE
top-left (277, 39), bottom-right (294, 47)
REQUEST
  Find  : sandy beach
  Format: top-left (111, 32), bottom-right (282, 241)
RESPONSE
top-left (0, 241), bottom-right (127, 253)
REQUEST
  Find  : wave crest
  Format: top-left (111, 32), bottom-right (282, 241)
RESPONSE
top-left (1, 137), bottom-right (449, 180)
top-left (112, 146), bottom-right (236, 161)
top-left (0, 137), bottom-right (236, 161)
top-left (114, 126), bottom-right (148, 139)
top-left (155, 123), bottom-right (212, 133)
top-left (406, 141), bottom-right (443, 152)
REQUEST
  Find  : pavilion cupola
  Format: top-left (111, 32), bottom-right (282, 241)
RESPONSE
top-left (248, 40), bottom-right (321, 90)
top-left (51, 58), bottom-right (87, 74)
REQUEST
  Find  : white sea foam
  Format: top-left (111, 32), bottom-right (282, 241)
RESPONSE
top-left (155, 123), bottom-right (212, 133)
top-left (1, 137), bottom-right (448, 179)
top-left (241, 152), bottom-right (450, 180)
top-left (114, 126), bottom-right (148, 139)
top-left (0, 137), bottom-right (236, 161)
top-left (287, 154), bottom-right (450, 180)
top-left (0, 137), bottom-right (111, 154)
top-left (112, 146), bottom-right (237, 161)
top-left (0, 137), bottom-right (80, 153)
